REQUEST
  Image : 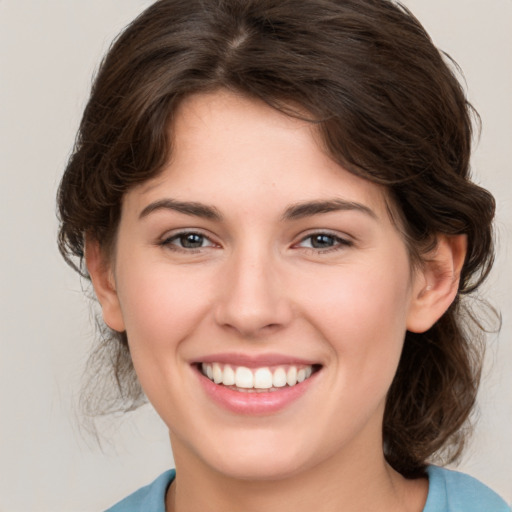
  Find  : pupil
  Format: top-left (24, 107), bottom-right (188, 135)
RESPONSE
top-left (181, 233), bottom-right (203, 248)
top-left (312, 234), bottom-right (334, 248)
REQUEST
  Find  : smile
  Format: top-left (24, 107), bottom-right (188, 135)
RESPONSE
top-left (201, 363), bottom-right (315, 391)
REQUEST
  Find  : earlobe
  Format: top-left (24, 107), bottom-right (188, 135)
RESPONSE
top-left (85, 238), bottom-right (126, 333)
top-left (406, 234), bottom-right (467, 333)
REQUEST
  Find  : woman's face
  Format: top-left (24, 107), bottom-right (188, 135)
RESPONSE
top-left (101, 90), bottom-right (427, 480)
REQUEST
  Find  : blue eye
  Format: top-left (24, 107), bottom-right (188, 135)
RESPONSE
top-left (298, 233), bottom-right (351, 250)
top-left (163, 232), bottom-right (215, 250)
top-left (309, 234), bottom-right (336, 249)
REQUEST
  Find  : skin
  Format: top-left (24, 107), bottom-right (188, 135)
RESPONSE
top-left (87, 90), bottom-right (466, 512)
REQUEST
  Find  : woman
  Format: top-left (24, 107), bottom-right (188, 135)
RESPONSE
top-left (57, 0), bottom-right (509, 510)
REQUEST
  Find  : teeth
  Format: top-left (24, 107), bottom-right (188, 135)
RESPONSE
top-left (212, 363), bottom-right (223, 384)
top-left (222, 365), bottom-right (235, 386)
top-left (254, 368), bottom-right (273, 389)
top-left (235, 367), bottom-right (254, 388)
top-left (286, 366), bottom-right (297, 386)
top-left (272, 367), bottom-right (287, 388)
top-left (201, 363), bottom-right (316, 390)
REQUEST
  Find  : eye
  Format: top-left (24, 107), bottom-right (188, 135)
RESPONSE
top-left (297, 232), bottom-right (352, 251)
top-left (162, 231), bottom-right (216, 250)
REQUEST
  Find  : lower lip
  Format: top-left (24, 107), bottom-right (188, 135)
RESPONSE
top-left (196, 368), bottom-right (318, 415)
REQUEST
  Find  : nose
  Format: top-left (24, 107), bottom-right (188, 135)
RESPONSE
top-left (214, 248), bottom-right (293, 339)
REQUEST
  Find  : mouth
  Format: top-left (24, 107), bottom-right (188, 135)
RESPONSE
top-left (198, 362), bottom-right (321, 393)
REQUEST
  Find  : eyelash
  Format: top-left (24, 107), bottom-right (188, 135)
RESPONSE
top-left (159, 230), bottom-right (353, 254)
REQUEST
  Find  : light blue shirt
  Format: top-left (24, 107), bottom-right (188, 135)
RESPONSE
top-left (105, 466), bottom-right (510, 511)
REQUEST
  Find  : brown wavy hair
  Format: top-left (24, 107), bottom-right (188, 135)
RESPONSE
top-left (57, 0), bottom-right (495, 477)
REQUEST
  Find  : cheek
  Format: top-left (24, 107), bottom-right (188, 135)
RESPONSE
top-left (114, 260), bottom-right (214, 356)
top-left (113, 260), bottom-right (216, 418)
top-left (299, 260), bottom-right (412, 377)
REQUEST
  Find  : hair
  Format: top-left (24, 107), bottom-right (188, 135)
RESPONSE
top-left (57, 0), bottom-right (495, 477)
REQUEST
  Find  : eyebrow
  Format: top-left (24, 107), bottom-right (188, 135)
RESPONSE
top-left (282, 199), bottom-right (377, 221)
top-left (139, 197), bottom-right (376, 223)
top-left (139, 199), bottom-right (223, 221)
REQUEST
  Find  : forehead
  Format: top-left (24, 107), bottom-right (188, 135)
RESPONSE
top-left (130, 90), bottom-right (391, 220)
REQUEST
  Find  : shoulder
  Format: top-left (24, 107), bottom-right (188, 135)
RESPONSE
top-left (104, 469), bottom-right (176, 512)
top-left (424, 466), bottom-right (510, 512)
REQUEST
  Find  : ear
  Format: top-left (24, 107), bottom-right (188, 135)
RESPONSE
top-left (85, 237), bottom-right (126, 333)
top-left (406, 234), bottom-right (467, 333)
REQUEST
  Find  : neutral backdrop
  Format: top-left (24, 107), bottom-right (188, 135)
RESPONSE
top-left (0, 1), bottom-right (511, 510)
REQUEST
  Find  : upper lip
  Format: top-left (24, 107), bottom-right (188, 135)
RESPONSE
top-left (192, 352), bottom-right (320, 368)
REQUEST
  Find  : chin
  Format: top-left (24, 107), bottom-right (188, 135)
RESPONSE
top-left (212, 454), bottom-right (308, 482)
top-left (195, 429), bottom-right (319, 481)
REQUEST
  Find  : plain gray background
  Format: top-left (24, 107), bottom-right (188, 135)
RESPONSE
top-left (1, 1), bottom-right (510, 510)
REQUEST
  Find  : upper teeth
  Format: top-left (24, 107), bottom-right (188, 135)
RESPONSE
top-left (201, 363), bottom-right (314, 390)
